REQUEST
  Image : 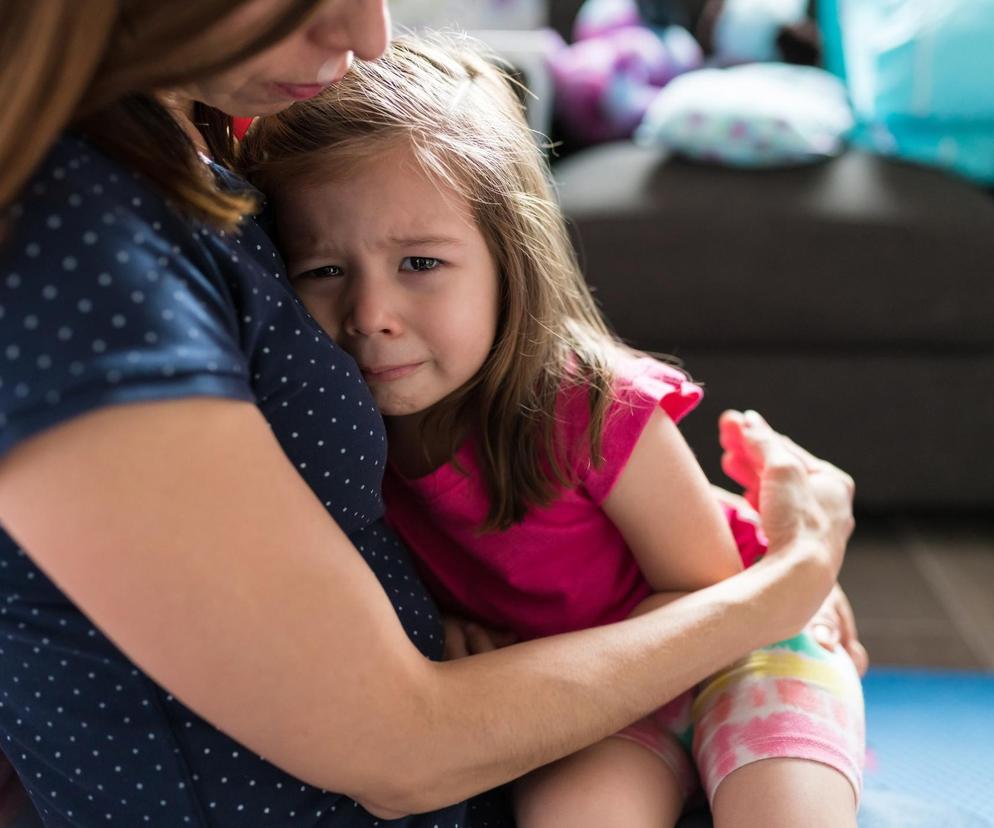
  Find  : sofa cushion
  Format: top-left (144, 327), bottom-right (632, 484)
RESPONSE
top-left (667, 350), bottom-right (994, 509)
top-left (554, 142), bottom-right (994, 349)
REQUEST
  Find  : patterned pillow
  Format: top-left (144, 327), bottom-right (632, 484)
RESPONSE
top-left (635, 63), bottom-right (854, 167)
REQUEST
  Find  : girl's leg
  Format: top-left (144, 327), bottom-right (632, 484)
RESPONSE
top-left (693, 633), bottom-right (865, 828)
top-left (711, 757), bottom-right (857, 828)
top-left (514, 736), bottom-right (685, 828)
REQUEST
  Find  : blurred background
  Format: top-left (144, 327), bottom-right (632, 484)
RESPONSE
top-left (391, 0), bottom-right (994, 675)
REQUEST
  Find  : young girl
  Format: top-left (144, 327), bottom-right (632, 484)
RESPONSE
top-left (240, 35), bottom-right (864, 827)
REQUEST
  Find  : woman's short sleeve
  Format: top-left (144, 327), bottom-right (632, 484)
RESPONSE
top-left (581, 355), bottom-right (704, 504)
top-left (0, 137), bottom-right (255, 458)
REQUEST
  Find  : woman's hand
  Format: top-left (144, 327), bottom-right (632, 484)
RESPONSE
top-left (442, 615), bottom-right (517, 660)
top-left (719, 410), bottom-right (854, 574)
top-left (808, 584), bottom-right (870, 675)
top-left (718, 410), bottom-right (855, 636)
top-left (713, 483), bottom-right (869, 675)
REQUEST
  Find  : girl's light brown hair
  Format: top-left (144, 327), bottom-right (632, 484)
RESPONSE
top-left (242, 34), bottom-right (639, 530)
top-left (0, 0), bottom-right (319, 231)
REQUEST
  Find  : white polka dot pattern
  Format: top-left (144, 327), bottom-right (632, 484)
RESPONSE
top-left (0, 136), bottom-right (512, 826)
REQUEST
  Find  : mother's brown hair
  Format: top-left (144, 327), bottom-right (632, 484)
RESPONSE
top-left (0, 0), bottom-right (319, 230)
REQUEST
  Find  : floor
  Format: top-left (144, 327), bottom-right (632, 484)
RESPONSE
top-left (839, 514), bottom-right (994, 670)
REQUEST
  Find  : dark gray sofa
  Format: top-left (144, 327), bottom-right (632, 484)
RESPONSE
top-left (547, 0), bottom-right (994, 510)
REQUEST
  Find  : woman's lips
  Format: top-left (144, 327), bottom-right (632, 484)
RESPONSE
top-left (361, 363), bottom-right (424, 382)
top-left (275, 82), bottom-right (328, 101)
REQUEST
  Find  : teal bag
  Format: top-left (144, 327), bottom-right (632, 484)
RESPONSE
top-left (820, 0), bottom-right (994, 184)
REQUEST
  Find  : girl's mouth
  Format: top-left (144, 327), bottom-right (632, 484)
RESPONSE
top-left (361, 362), bottom-right (424, 382)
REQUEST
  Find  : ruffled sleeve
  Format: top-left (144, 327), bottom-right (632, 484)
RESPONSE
top-left (580, 355), bottom-right (703, 504)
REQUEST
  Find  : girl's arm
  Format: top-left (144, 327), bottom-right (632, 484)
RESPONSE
top-left (0, 398), bottom-right (847, 818)
top-left (601, 406), bottom-right (745, 598)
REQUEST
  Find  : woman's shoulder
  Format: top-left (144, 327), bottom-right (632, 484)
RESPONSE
top-left (12, 132), bottom-right (201, 234)
top-left (1, 131), bottom-right (250, 328)
top-left (3, 133), bottom-right (218, 288)
top-left (11, 132), bottom-right (166, 219)
top-left (0, 132), bottom-right (258, 458)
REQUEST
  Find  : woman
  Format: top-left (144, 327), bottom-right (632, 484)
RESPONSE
top-left (0, 2), bottom-right (858, 826)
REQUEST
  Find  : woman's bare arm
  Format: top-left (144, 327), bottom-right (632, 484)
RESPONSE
top-left (0, 398), bottom-right (846, 817)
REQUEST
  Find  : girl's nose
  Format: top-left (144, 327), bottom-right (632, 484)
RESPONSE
top-left (343, 279), bottom-right (401, 338)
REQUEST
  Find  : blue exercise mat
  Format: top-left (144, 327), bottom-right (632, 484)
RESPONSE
top-left (862, 668), bottom-right (994, 826)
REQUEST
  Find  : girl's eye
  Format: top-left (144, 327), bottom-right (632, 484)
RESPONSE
top-left (401, 256), bottom-right (441, 272)
top-left (296, 264), bottom-right (343, 280)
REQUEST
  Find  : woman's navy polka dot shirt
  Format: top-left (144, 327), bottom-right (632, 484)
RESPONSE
top-left (0, 135), bottom-right (511, 827)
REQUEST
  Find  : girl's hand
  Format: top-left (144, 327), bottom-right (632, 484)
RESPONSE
top-left (442, 615), bottom-right (518, 660)
top-left (807, 584), bottom-right (870, 676)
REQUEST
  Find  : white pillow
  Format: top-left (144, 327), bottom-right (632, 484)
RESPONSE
top-left (635, 64), bottom-right (854, 167)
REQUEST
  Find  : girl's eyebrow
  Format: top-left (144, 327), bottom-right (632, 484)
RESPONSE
top-left (386, 235), bottom-right (466, 247)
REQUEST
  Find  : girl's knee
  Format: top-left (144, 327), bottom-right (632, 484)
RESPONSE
top-left (514, 736), bottom-right (685, 828)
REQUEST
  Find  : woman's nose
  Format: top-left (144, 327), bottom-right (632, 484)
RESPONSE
top-left (308, 0), bottom-right (390, 62)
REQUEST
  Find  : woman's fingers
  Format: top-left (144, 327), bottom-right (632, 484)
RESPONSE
top-left (734, 411), bottom-right (856, 500)
top-left (464, 623), bottom-right (518, 654)
top-left (741, 414), bottom-right (807, 488)
top-left (723, 409), bottom-right (806, 484)
top-left (444, 617), bottom-right (518, 658)
top-left (442, 616), bottom-right (470, 660)
top-left (464, 623), bottom-right (499, 654)
top-left (847, 639), bottom-right (870, 677)
top-left (831, 586), bottom-right (870, 676)
top-left (806, 586), bottom-right (870, 676)
top-left (779, 433), bottom-right (855, 497)
top-left (808, 587), bottom-right (845, 650)
top-left (740, 411), bottom-right (853, 523)
top-left (737, 411), bottom-right (854, 575)
top-left (720, 410), bottom-right (857, 636)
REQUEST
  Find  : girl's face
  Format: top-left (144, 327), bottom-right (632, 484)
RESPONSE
top-left (185, 0), bottom-right (391, 116)
top-left (279, 143), bottom-right (500, 418)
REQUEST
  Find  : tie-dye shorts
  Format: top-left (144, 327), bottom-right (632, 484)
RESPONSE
top-left (614, 631), bottom-right (865, 806)
top-left (614, 507), bottom-right (865, 806)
